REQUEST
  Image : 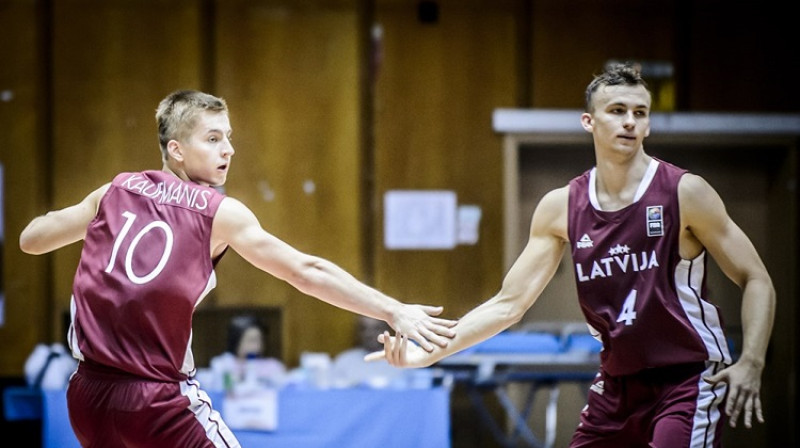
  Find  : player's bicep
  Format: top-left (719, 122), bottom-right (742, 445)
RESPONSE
top-left (499, 188), bottom-right (568, 306)
top-left (213, 198), bottom-right (306, 280)
top-left (680, 174), bottom-right (765, 287)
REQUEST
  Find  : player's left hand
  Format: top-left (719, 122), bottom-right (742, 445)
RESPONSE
top-left (703, 358), bottom-right (764, 428)
top-left (364, 331), bottom-right (433, 368)
top-left (389, 304), bottom-right (456, 352)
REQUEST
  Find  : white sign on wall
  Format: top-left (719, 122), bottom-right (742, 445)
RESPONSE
top-left (383, 190), bottom-right (457, 250)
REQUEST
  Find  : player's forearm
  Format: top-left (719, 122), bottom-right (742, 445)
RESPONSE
top-left (736, 276), bottom-right (775, 367)
top-left (288, 256), bottom-right (401, 322)
top-left (421, 294), bottom-right (525, 364)
top-left (420, 242), bottom-right (560, 363)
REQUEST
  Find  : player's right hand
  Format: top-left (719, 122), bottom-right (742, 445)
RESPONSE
top-left (388, 304), bottom-right (457, 353)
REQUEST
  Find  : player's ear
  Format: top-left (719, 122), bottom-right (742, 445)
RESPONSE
top-left (166, 140), bottom-right (183, 162)
top-left (580, 113), bottom-right (594, 133)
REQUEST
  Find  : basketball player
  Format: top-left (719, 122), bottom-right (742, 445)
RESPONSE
top-left (368, 63), bottom-right (775, 447)
top-left (19, 90), bottom-right (457, 447)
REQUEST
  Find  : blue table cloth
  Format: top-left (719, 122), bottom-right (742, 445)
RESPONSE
top-left (5, 386), bottom-right (451, 448)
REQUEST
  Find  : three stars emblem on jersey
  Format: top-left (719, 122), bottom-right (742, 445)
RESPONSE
top-left (646, 205), bottom-right (663, 237)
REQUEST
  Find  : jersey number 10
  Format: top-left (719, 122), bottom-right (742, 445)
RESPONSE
top-left (104, 211), bottom-right (174, 285)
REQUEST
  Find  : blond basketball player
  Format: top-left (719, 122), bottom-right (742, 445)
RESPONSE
top-left (19, 90), bottom-right (457, 447)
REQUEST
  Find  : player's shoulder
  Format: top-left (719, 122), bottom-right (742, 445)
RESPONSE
top-left (545, 184), bottom-right (570, 203)
top-left (677, 172), bottom-right (726, 221)
top-left (533, 185), bottom-right (570, 228)
top-left (677, 172), bottom-right (714, 198)
top-left (96, 182), bottom-right (113, 196)
top-left (216, 196), bottom-right (258, 224)
top-left (87, 182), bottom-right (113, 206)
top-left (218, 195), bottom-right (247, 212)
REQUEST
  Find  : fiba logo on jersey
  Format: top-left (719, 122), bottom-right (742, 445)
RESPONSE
top-left (646, 205), bottom-right (663, 237)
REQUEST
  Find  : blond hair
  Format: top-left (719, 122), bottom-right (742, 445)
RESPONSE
top-left (155, 90), bottom-right (228, 162)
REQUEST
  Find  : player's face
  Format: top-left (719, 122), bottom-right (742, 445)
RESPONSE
top-left (582, 84), bottom-right (651, 158)
top-left (236, 327), bottom-right (264, 359)
top-left (180, 111), bottom-right (235, 187)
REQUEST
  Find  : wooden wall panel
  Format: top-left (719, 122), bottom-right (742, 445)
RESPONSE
top-left (214, 0), bottom-right (363, 365)
top-left (373, 0), bottom-right (518, 320)
top-left (530, 0), bottom-right (677, 109)
top-left (48, 0), bottom-right (205, 340)
top-left (685, 1), bottom-right (800, 112)
top-left (0, 0), bottom-right (49, 376)
top-left (529, 0), bottom-right (800, 112)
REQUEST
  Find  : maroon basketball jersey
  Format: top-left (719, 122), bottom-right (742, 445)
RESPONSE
top-left (68, 171), bottom-right (225, 381)
top-left (568, 158), bottom-right (732, 376)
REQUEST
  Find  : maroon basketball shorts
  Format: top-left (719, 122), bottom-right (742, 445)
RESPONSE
top-left (570, 361), bottom-right (728, 448)
top-left (67, 361), bottom-right (240, 448)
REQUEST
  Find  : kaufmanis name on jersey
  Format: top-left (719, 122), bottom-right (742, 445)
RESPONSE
top-left (120, 173), bottom-right (213, 211)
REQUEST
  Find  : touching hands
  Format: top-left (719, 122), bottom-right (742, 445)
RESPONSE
top-left (703, 359), bottom-right (765, 428)
top-left (389, 304), bottom-right (457, 352)
top-left (364, 331), bottom-right (435, 368)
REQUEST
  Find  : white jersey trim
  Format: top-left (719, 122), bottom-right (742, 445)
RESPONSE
top-left (674, 251), bottom-right (732, 363)
top-left (68, 295), bottom-right (84, 362)
top-left (181, 270), bottom-right (218, 376)
top-left (690, 362), bottom-right (727, 447)
top-left (588, 159), bottom-right (660, 210)
top-left (633, 159), bottom-right (660, 202)
top-left (181, 378), bottom-right (241, 448)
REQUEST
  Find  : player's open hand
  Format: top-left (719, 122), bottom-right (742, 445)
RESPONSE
top-left (703, 359), bottom-right (764, 429)
top-left (389, 304), bottom-right (456, 352)
top-left (363, 331), bottom-right (433, 368)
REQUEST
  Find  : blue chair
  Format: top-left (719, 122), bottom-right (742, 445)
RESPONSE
top-left (563, 333), bottom-right (603, 354)
top-left (467, 331), bottom-right (562, 355)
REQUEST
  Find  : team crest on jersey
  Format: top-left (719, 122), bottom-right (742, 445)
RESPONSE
top-left (646, 205), bottom-right (663, 237)
top-left (577, 234), bottom-right (594, 249)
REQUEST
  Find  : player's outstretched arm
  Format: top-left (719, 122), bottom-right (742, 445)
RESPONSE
top-left (366, 186), bottom-right (569, 367)
top-left (20, 183), bottom-right (111, 255)
top-left (212, 197), bottom-right (457, 352)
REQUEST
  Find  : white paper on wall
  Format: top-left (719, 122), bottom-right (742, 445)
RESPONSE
top-left (384, 190), bottom-right (457, 250)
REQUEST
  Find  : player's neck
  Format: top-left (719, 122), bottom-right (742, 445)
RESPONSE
top-left (594, 153), bottom-right (652, 208)
top-left (161, 164), bottom-right (191, 183)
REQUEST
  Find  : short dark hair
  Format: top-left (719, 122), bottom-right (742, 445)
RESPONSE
top-left (225, 314), bottom-right (265, 355)
top-left (584, 62), bottom-right (650, 112)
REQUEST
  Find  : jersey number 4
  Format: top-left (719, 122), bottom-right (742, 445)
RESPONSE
top-left (104, 211), bottom-right (174, 284)
top-left (616, 289), bottom-right (638, 326)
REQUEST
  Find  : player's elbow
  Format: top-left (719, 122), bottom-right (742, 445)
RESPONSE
top-left (507, 305), bottom-right (528, 326)
top-left (19, 231), bottom-right (44, 255)
top-left (494, 294), bottom-right (529, 327)
top-left (286, 257), bottom-right (328, 292)
top-left (741, 270), bottom-right (775, 296)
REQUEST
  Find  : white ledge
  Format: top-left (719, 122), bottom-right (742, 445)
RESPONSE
top-left (493, 108), bottom-right (800, 136)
